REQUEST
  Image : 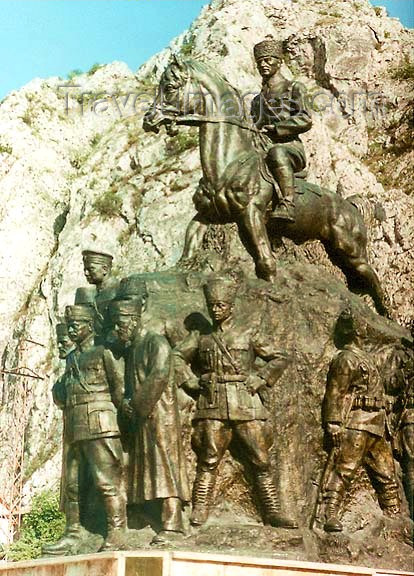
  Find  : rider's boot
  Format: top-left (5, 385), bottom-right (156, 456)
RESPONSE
top-left (42, 502), bottom-right (84, 555)
top-left (190, 470), bottom-right (217, 526)
top-left (256, 472), bottom-right (298, 528)
top-left (270, 164), bottom-right (296, 222)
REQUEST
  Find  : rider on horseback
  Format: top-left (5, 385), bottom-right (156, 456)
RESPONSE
top-left (251, 37), bottom-right (312, 222)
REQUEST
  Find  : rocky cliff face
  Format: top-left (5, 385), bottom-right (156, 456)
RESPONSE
top-left (0, 0), bottom-right (412, 566)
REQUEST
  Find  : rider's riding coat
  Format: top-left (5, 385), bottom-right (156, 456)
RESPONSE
top-left (251, 77), bottom-right (312, 174)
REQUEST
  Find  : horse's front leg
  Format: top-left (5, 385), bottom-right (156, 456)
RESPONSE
top-left (180, 215), bottom-right (208, 261)
top-left (237, 201), bottom-right (277, 282)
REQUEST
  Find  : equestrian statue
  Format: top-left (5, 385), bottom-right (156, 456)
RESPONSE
top-left (143, 42), bottom-right (389, 318)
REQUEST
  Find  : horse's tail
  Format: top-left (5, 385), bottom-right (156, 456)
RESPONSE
top-left (345, 194), bottom-right (386, 228)
top-left (345, 194), bottom-right (367, 218)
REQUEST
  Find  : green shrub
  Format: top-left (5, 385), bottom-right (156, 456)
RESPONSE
top-left (165, 130), bottom-right (198, 156)
top-left (93, 189), bottom-right (123, 219)
top-left (67, 69), bottom-right (83, 80)
top-left (180, 33), bottom-right (196, 57)
top-left (7, 490), bottom-right (65, 561)
top-left (391, 56), bottom-right (414, 82)
top-left (88, 63), bottom-right (103, 76)
top-left (0, 142), bottom-right (12, 155)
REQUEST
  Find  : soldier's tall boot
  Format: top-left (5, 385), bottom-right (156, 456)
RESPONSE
top-left (99, 496), bottom-right (127, 551)
top-left (42, 502), bottom-right (83, 556)
top-left (190, 469), bottom-right (217, 526)
top-left (256, 472), bottom-right (298, 529)
top-left (323, 493), bottom-right (343, 532)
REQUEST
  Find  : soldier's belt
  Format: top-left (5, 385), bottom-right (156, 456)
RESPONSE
top-left (352, 396), bottom-right (384, 412)
top-left (201, 373), bottom-right (247, 383)
top-left (67, 392), bottom-right (112, 407)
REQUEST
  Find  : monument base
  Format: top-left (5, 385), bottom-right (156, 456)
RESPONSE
top-left (0, 551), bottom-right (412, 576)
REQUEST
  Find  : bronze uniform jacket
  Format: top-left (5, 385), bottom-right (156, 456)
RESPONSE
top-left (175, 319), bottom-right (290, 421)
top-left (251, 77), bottom-right (312, 145)
top-left (323, 344), bottom-right (386, 437)
top-left (126, 331), bottom-right (190, 503)
top-left (63, 344), bottom-right (123, 444)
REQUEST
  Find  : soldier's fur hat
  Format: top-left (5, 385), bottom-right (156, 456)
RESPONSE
top-left (65, 304), bottom-right (96, 322)
top-left (82, 250), bottom-right (113, 267)
top-left (253, 36), bottom-right (284, 61)
top-left (55, 322), bottom-right (69, 339)
top-left (110, 299), bottom-right (143, 317)
top-left (74, 287), bottom-right (95, 305)
top-left (117, 276), bottom-right (148, 302)
top-left (204, 276), bottom-right (238, 303)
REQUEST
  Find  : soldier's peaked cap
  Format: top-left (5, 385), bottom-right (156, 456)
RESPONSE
top-left (82, 250), bottom-right (113, 266)
top-left (110, 299), bottom-right (143, 317)
top-left (55, 322), bottom-right (69, 338)
top-left (253, 36), bottom-right (284, 61)
top-left (65, 304), bottom-right (96, 322)
top-left (204, 276), bottom-right (238, 303)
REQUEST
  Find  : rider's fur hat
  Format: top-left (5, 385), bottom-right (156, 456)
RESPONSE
top-left (254, 36), bottom-right (284, 61)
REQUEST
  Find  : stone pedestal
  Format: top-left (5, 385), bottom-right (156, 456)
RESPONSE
top-left (0, 552), bottom-right (412, 576)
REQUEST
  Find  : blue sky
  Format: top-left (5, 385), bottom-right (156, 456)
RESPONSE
top-left (0, 0), bottom-right (412, 100)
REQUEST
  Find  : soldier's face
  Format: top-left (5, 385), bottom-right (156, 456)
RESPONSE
top-left (84, 262), bottom-right (108, 285)
top-left (57, 335), bottom-right (74, 359)
top-left (114, 314), bottom-right (139, 342)
top-left (256, 56), bottom-right (280, 79)
top-left (67, 320), bottom-right (93, 344)
top-left (208, 299), bottom-right (233, 324)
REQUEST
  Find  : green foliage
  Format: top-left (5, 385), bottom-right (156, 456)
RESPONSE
top-left (67, 69), bottom-right (83, 80)
top-left (180, 33), bottom-right (196, 57)
top-left (70, 150), bottom-right (89, 169)
top-left (90, 133), bottom-right (102, 147)
top-left (93, 189), bottom-right (123, 219)
top-left (391, 56), bottom-right (414, 82)
top-left (88, 62), bottom-right (103, 76)
top-left (165, 130), bottom-right (198, 157)
top-left (0, 142), bottom-right (13, 155)
top-left (7, 491), bottom-right (65, 562)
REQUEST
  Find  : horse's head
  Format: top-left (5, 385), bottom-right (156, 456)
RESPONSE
top-left (143, 54), bottom-right (205, 134)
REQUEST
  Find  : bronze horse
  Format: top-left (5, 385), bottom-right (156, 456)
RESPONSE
top-left (143, 56), bottom-right (389, 317)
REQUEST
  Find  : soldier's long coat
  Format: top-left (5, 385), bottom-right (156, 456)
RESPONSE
top-left (126, 331), bottom-right (190, 503)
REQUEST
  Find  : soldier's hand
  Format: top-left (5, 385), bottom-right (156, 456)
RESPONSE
top-left (121, 399), bottom-right (134, 419)
top-left (245, 375), bottom-right (266, 396)
top-left (262, 124), bottom-right (277, 133)
top-left (326, 423), bottom-right (342, 447)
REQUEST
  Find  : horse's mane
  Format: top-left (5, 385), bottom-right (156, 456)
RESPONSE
top-left (184, 59), bottom-right (239, 96)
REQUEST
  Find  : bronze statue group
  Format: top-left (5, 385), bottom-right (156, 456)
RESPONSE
top-left (42, 37), bottom-right (413, 554)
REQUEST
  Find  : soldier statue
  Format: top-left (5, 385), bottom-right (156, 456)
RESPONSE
top-left (43, 304), bottom-right (127, 554)
top-left (251, 36), bottom-right (312, 222)
top-left (174, 276), bottom-right (297, 528)
top-left (111, 295), bottom-right (190, 545)
top-left (321, 308), bottom-right (400, 532)
top-left (385, 324), bottom-right (414, 520)
top-left (81, 250), bottom-right (119, 343)
top-left (50, 322), bottom-right (75, 516)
